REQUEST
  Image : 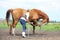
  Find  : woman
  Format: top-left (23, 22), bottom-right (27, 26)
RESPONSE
top-left (20, 10), bottom-right (29, 38)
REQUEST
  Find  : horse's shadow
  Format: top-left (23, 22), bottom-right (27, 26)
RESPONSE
top-left (15, 34), bottom-right (22, 36)
top-left (15, 33), bottom-right (47, 37)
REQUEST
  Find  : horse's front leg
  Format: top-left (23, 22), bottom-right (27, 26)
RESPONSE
top-left (39, 19), bottom-right (47, 26)
top-left (33, 26), bottom-right (35, 35)
top-left (32, 20), bottom-right (38, 35)
top-left (9, 24), bottom-right (13, 35)
top-left (30, 22), bottom-right (35, 34)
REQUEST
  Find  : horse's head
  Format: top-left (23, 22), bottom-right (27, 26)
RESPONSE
top-left (38, 15), bottom-right (49, 26)
top-left (29, 9), bottom-right (49, 27)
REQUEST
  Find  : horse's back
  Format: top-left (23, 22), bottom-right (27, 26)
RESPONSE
top-left (12, 8), bottom-right (27, 19)
top-left (13, 8), bottom-right (26, 13)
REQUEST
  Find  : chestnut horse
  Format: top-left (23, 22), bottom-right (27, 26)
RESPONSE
top-left (28, 9), bottom-right (49, 34)
top-left (6, 8), bottom-right (27, 35)
top-left (6, 8), bottom-right (49, 35)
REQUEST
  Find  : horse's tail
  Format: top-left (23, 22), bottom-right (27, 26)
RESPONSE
top-left (6, 9), bottom-right (13, 26)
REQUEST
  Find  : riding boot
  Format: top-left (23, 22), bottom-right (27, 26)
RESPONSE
top-left (22, 32), bottom-right (26, 38)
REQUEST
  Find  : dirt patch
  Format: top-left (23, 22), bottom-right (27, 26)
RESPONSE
top-left (0, 28), bottom-right (60, 40)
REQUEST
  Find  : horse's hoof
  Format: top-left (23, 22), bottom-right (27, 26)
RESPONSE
top-left (33, 33), bottom-right (35, 35)
top-left (11, 33), bottom-right (15, 36)
top-left (12, 34), bottom-right (15, 36)
top-left (9, 32), bottom-right (15, 36)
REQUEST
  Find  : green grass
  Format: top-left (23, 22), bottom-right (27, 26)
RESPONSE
top-left (0, 22), bottom-right (60, 32)
top-left (0, 23), bottom-right (8, 28)
top-left (39, 23), bottom-right (60, 31)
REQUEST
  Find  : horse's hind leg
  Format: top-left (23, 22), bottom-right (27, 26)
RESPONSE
top-left (33, 20), bottom-right (38, 34)
top-left (33, 26), bottom-right (35, 35)
top-left (12, 20), bottom-right (18, 36)
top-left (9, 24), bottom-right (13, 35)
top-left (40, 19), bottom-right (47, 26)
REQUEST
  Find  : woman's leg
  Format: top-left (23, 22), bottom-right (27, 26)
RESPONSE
top-left (20, 19), bottom-right (26, 32)
top-left (20, 19), bottom-right (26, 37)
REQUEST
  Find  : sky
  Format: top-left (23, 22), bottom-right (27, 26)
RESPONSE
top-left (0, 0), bottom-right (60, 21)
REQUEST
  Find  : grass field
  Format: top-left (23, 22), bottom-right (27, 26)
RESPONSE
top-left (0, 22), bottom-right (60, 32)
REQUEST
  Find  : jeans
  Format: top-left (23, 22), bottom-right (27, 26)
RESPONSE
top-left (20, 19), bottom-right (26, 32)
